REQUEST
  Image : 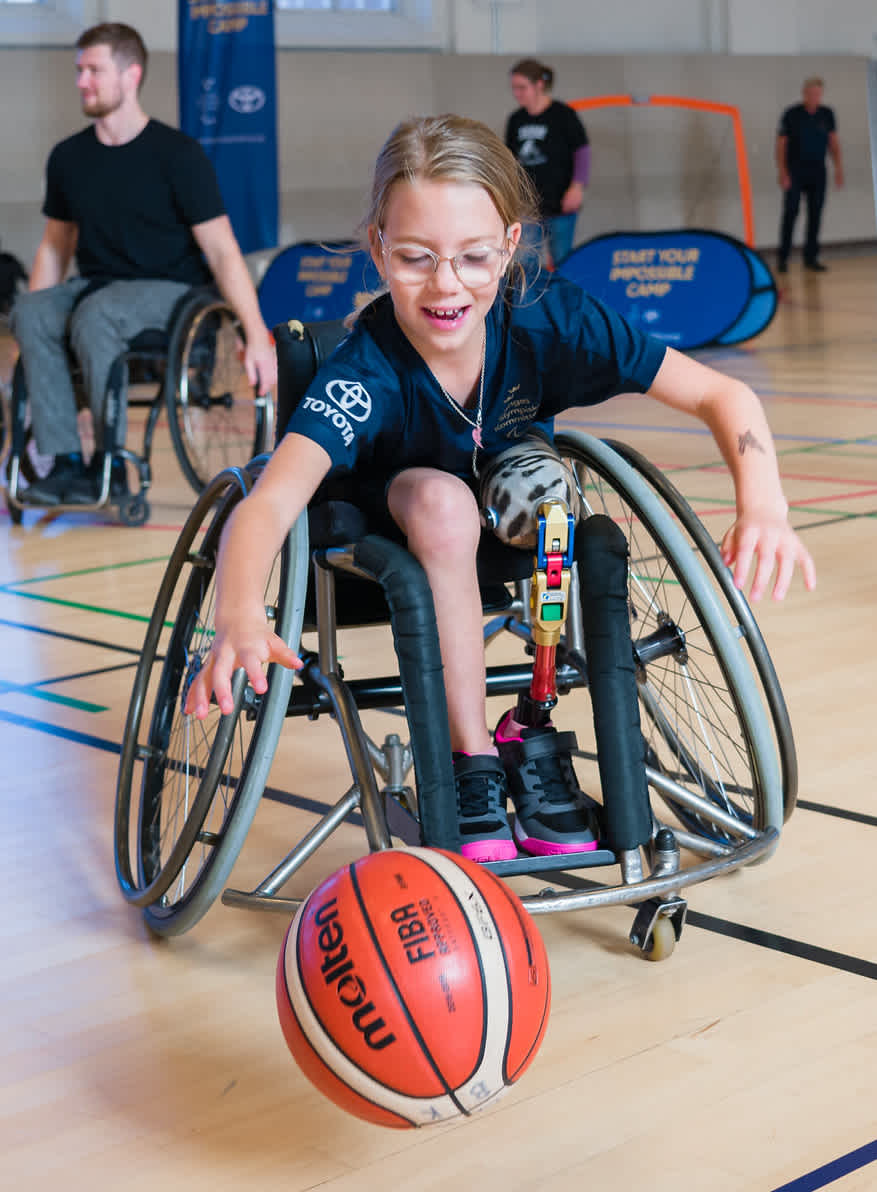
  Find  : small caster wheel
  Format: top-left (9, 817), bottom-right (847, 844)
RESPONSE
top-left (118, 493), bottom-right (149, 526)
top-left (644, 915), bottom-right (676, 962)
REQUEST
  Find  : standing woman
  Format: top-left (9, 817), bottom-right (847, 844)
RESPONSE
top-left (505, 58), bottom-right (589, 267)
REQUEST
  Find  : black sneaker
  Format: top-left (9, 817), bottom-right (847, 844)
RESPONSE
top-left (804, 260), bottom-right (827, 272)
top-left (66, 454), bottom-right (130, 504)
top-left (495, 711), bottom-right (601, 856)
top-left (24, 453), bottom-right (85, 506)
top-left (776, 260), bottom-right (788, 275)
top-left (453, 752), bottom-right (517, 863)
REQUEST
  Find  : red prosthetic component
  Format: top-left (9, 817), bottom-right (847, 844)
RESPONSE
top-left (516, 501), bottom-right (575, 727)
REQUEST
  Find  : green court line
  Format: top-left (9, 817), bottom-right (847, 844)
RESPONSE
top-left (2, 588), bottom-right (153, 623)
top-left (13, 687), bottom-right (108, 714)
top-left (0, 554), bottom-right (170, 591)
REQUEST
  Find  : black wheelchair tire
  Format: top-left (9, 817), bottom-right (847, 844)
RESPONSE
top-left (114, 461), bottom-right (309, 935)
top-left (555, 431), bottom-right (783, 843)
top-left (164, 288), bottom-right (272, 494)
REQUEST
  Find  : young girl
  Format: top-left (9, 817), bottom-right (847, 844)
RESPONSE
top-left (185, 114), bottom-right (815, 864)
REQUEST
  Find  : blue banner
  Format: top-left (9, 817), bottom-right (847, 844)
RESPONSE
top-left (178, 1), bottom-right (278, 255)
top-left (557, 229), bottom-right (777, 350)
top-left (258, 241), bottom-right (383, 329)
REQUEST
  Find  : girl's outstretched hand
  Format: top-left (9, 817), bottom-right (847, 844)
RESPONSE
top-left (184, 614), bottom-right (302, 720)
top-left (720, 510), bottom-right (816, 602)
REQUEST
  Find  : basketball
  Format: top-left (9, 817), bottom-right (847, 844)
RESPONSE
top-left (275, 846), bottom-right (551, 1128)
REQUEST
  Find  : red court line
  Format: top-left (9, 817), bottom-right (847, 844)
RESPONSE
top-left (759, 394), bottom-right (877, 409)
top-left (686, 488), bottom-right (877, 518)
top-left (788, 488), bottom-right (877, 507)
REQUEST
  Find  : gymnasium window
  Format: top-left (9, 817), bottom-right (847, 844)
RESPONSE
top-left (278, 0), bottom-right (397, 9)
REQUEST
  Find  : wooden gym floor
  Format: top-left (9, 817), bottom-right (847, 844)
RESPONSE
top-left (1, 248), bottom-right (875, 1191)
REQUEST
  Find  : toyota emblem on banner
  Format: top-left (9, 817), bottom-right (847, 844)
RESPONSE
top-left (229, 85), bottom-right (266, 114)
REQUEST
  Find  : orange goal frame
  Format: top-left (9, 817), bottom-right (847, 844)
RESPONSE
top-left (570, 94), bottom-right (755, 247)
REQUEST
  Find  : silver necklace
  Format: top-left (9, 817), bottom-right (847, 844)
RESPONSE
top-left (433, 326), bottom-right (487, 478)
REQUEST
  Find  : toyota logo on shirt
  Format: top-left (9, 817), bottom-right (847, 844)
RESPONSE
top-left (300, 379), bottom-right (373, 449)
top-left (228, 85), bottom-right (266, 115)
top-left (325, 379), bottom-right (372, 422)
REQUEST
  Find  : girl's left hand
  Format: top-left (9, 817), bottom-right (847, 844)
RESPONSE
top-left (720, 512), bottom-right (816, 601)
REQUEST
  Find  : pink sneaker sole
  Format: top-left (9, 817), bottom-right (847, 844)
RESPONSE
top-left (461, 839), bottom-right (518, 863)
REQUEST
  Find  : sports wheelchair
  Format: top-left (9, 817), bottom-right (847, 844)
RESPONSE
top-left (114, 317), bottom-right (795, 960)
top-left (4, 285), bottom-right (273, 526)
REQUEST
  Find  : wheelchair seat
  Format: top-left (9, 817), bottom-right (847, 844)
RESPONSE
top-left (114, 315), bottom-right (798, 958)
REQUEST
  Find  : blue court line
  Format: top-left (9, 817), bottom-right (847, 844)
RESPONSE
top-left (770, 1139), bottom-right (877, 1192)
top-left (574, 421), bottom-right (852, 444)
top-left (0, 708), bottom-right (121, 754)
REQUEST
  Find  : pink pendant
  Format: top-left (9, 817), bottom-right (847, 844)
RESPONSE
top-left (472, 427), bottom-right (483, 448)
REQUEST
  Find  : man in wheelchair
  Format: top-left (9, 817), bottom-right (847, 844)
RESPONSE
top-left (9, 22), bottom-right (276, 507)
top-left (185, 114), bottom-right (815, 864)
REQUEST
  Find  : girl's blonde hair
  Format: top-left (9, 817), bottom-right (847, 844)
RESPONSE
top-left (363, 113), bottom-right (539, 299)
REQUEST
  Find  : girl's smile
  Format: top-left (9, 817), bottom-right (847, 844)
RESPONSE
top-left (370, 178), bottom-right (519, 377)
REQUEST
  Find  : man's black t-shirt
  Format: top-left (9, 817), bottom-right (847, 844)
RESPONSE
top-left (43, 119), bottom-right (227, 285)
top-left (505, 101), bottom-right (588, 217)
top-left (778, 104), bottom-right (836, 177)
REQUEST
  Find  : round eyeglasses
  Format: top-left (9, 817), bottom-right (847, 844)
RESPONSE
top-left (379, 232), bottom-right (510, 288)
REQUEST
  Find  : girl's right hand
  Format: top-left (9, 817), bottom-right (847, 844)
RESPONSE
top-left (184, 615), bottom-right (303, 720)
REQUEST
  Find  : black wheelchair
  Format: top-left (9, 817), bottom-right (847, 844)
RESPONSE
top-left (4, 285), bottom-right (273, 525)
top-left (114, 317), bottom-right (795, 960)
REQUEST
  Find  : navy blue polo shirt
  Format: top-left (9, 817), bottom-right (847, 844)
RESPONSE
top-left (285, 273), bottom-right (666, 490)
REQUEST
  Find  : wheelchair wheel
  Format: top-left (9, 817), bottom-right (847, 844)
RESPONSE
top-left (3, 359), bottom-right (42, 514)
top-left (164, 289), bottom-right (273, 494)
top-left (604, 438), bottom-right (797, 821)
top-left (555, 430), bottom-right (784, 843)
top-left (114, 462), bottom-right (309, 936)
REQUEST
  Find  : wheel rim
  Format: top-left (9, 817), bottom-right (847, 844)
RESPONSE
top-left (130, 544), bottom-right (287, 912)
top-left (174, 303), bottom-right (271, 488)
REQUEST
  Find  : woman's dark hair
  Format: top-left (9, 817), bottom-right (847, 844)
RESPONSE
top-left (509, 59), bottom-right (554, 90)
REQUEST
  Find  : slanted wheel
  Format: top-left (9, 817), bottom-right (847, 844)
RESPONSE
top-left (117, 492), bottom-right (149, 527)
top-left (555, 431), bottom-right (784, 846)
top-left (114, 460), bottom-right (309, 935)
top-left (643, 915), bottom-right (676, 962)
top-left (604, 438), bottom-right (797, 821)
top-left (164, 288), bottom-right (273, 493)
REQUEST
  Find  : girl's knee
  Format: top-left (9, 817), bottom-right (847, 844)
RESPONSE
top-left (391, 470), bottom-right (480, 552)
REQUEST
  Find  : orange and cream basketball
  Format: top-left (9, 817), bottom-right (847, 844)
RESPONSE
top-left (276, 846), bottom-right (551, 1128)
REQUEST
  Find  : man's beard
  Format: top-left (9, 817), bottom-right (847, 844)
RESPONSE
top-left (81, 93), bottom-right (123, 119)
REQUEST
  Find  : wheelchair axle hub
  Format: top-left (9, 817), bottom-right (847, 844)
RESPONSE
top-left (633, 614), bottom-right (688, 668)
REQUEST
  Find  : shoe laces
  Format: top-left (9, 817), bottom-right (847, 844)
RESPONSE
top-left (455, 770), bottom-right (494, 818)
top-left (528, 752), bottom-right (577, 806)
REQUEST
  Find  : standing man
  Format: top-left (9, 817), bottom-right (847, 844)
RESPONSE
top-left (776, 77), bottom-right (844, 274)
top-left (505, 59), bottom-right (590, 269)
top-left (11, 22), bottom-right (277, 506)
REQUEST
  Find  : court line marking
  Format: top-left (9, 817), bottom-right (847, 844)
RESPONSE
top-left (565, 420), bottom-right (856, 444)
top-left (796, 799), bottom-right (877, 828)
top-left (0, 615), bottom-right (144, 655)
top-left (0, 588), bottom-right (154, 622)
top-left (769, 1139), bottom-right (877, 1192)
top-left (3, 698), bottom-right (875, 979)
top-left (0, 555), bottom-right (170, 588)
top-left (543, 868), bottom-right (877, 980)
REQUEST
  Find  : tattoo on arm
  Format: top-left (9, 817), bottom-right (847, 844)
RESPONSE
top-left (737, 429), bottom-right (765, 456)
